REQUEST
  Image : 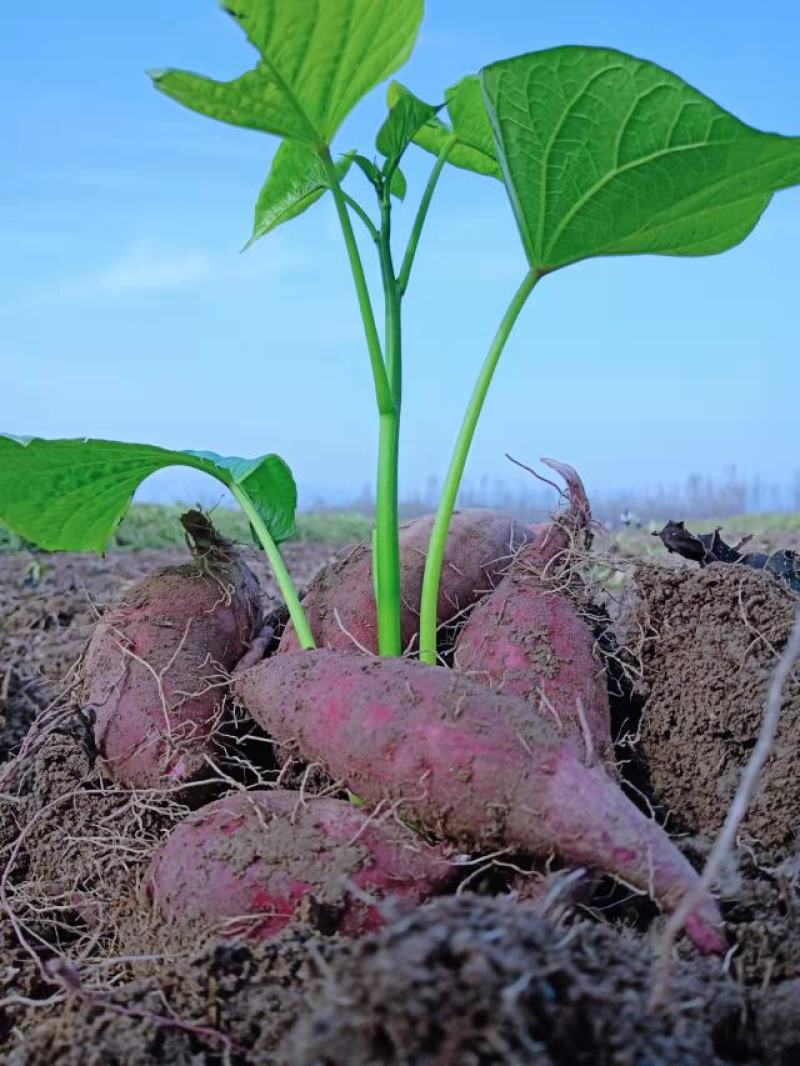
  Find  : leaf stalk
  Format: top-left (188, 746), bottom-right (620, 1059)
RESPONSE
top-left (418, 268), bottom-right (540, 664)
top-left (398, 135), bottom-right (457, 296)
top-left (230, 484), bottom-right (316, 651)
top-left (320, 148), bottom-right (393, 415)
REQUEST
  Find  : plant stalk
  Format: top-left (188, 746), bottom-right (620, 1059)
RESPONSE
top-left (230, 485), bottom-right (315, 651)
top-left (418, 268), bottom-right (540, 664)
top-left (321, 147), bottom-right (405, 655)
top-left (320, 148), bottom-right (393, 415)
top-left (341, 191), bottom-right (380, 243)
top-left (374, 188), bottom-right (403, 656)
top-left (398, 135), bottom-right (457, 296)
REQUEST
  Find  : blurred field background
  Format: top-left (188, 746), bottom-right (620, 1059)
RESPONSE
top-left (2, 467), bottom-right (798, 554)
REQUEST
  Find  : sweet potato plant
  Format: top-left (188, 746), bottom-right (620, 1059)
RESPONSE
top-left (2, 0), bottom-right (800, 946)
top-left (3, 0), bottom-right (800, 660)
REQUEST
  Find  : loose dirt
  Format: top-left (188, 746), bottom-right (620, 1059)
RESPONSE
top-left (3, 540), bottom-right (800, 1064)
top-left (282, 894), bottom-right (745, 1066)
top-left (6, 929), bottom-right (345, 1066)
top-left (623, 562), bottom-right (800, 864)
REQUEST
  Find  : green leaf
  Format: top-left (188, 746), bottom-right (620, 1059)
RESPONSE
top-left (248, 141), bottom-right (352, 245)
top-left (389, 166), bottom-right (407, 201)
top-left (351, 153), bottom-right (382, 189)
top-left (349, 154), bottom-right (406, 199)
top-left (376, 89), bottom-right (440, 166)
top-left (388, 80), bottom-right (502, 179)
top-left (151, 0), bottom-right (424, 148)
top-left (480, 46), bottom-right (800, 273)
top-left (443, 77), bottom-right (502, 176)
top-left (0, 436), bottom-right (297, 552)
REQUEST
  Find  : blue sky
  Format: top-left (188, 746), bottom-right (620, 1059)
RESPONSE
top-left (2, 1), bottom-right (798, 508)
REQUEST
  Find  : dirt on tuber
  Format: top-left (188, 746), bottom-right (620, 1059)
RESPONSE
top-left (82, 511), bottom-right (262, 789)
top-left (235, 649), bottom-right (725, 954)
top-left (148, 788), bottom-right (456, 939)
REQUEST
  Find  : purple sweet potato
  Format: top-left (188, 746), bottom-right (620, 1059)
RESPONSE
top-left (148, 788), bottom-right (455, 938)
top-left (83, 511), bottom-right (261, 789)
top-left (455, 461), bottom-right (615, 768)
top-left (234, 651), bottom-right (726, 954)
top-left (280, 509), bottom-right (533, 654)
top-left (456, 585), bottom-right (614, 767)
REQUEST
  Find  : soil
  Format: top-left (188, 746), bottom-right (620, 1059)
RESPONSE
top-left (623, 563), bottom-right (800, 864)
top-left (2, 538), bottom-right (800, 1063)
top-left (282, 894), bottom-right (746, 1066)
top-left (6, 929), bottom-right (346, 1065)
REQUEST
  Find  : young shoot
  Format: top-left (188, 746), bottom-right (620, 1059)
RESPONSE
top-left (2, 3), bottom-right (800, 667)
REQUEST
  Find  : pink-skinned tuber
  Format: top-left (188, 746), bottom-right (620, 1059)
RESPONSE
top-left (83, 511), bottom-right (262, 789)
top-left (280, 509), bottom-right (533, 655)
top-left (235, 651), bottom-right (726, 955)
top-left (455, 460), bottom-right (615, 769)
top-left (148, 788), bottom-right (456, 938)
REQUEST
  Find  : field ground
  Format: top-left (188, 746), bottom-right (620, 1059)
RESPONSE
top-left (1, 506), bottom-right (798, 1062)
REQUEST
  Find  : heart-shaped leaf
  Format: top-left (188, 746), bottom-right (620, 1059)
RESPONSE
top-left (248, 141), bottom-right (352, 245)
top-left (388, 80), bottom-right (501, 178)
top-left (480, 46), bottom-right (800, 273)
top-left (151, 0), bottom-right (424, 148)
top-left (0, 436), bottom-right (297, 551)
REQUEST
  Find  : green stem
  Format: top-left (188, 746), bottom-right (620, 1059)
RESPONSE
top-left (373, 189), bottom-right (403, 656)
top-left (320, 148), bottom-right (392, 415)
top-left (380, 192), bottom-right (402, 405)
top-left (376, 411), bottom-right (402, 654)
top-left (418, 268), bottom-right (540, 665)
top-left (230, 485), bottom-right (315, 651)
top-left (341, 191), bottom-right (380, 244)
top-left (398, 135), bottom-right (456, 296)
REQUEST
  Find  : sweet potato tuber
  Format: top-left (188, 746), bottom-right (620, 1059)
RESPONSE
top-left (148, 788), bottom-right (455, 938)
top-left (234, 651), bottom-right (725, 954)
top-left (280, 509), bottom-right (532, 654)
top-left (83, 511), bottom-right (262, 789)
top-left (455, 460), bottom-right (615, 768)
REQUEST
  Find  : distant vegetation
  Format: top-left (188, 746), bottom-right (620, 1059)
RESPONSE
top-left (0, 505), bottom-right (373, 552)
top-left (1, 501), bottom-right (798, 554)
top-left (396, 470), bottom-right (800, 527)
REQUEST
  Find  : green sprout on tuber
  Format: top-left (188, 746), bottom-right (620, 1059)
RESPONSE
top-left (2, 1), bottom-right (800, 665)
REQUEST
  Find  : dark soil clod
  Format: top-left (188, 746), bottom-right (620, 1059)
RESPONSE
top-left (653, 520), bottom-right (800, 592)
top-left (623, 562), bottom-right (800, 867)
top-left (282, 895), bottom-right (746, 1066)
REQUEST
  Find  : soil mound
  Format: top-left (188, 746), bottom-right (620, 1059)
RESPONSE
top-left (624, 563), bottom-right (800, 863)
top-left (282, 895), bottom-right (744, 1066)
top-left (6, 931), bottom-right (344, 1066)
top-left (723, 849), bottom-right (800, 987)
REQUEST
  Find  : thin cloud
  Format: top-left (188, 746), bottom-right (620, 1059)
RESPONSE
top-left (0, 235), bottom-right (317, 316)
top-left (74, 235), bottom-right (315, 300)
top-left (92, 245), bottom-right (215, 295)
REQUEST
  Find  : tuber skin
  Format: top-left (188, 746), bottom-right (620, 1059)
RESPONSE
top-left (148, 788), bottom-right (456, 939)
top-left (235, 651), bottom-right (726, 955)
top-left (83, 511), bottom-right (262, 789)
top-left (280, 509), bottom-right (533, 655)
top-left (454, 460), bottom-right (615, 769)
